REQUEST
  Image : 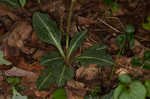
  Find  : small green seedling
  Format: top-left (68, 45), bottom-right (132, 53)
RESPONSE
top-left (117, 24), bottom-right (135, 49)
top-left (6, 77), bottom-right (20, 85)
top-left (12, 86), bottom-right (28, 99)
top-left (131, 50), bottom-right (150, 69)
top-left (110, 24), bottom-right (135, 80)
top-left (19, 0), bottom-right (26, 8)
top-left (84, 86), bottom-right (101, 99)
top-left (32, 0), bottom-right (113, 90)
top-left (113, 74), bottom-right (146, 99)
top-left (0, 51), bottom-right (11, 65)
top-left (6, 77), bottom-right (27, 99)
top-left (142, 16), bottom-right (150, 31)
top-left (145, 80), bottom-right (150, 98)
top-left (111, 2), bottom-right (118, 12)
top-left (103, 0), bottom-right (118, 12)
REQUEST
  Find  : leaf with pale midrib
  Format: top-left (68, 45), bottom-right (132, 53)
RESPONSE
top-left (36, 63), bottom-right (74, 90)
top-left (74, 44), bottom-right (114, 67)
top-left (40, 51), bottom-right (64, 66)
top-left (67, 30), bottom-right (88, 58)
top-left (32, 12), bottom-right (64, 57)
top-left (36, 66), bottom-right (55, 90)
top-left (54, 64), bottom-right (74, 87)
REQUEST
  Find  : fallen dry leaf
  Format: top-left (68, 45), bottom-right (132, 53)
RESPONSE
top-left (0, 95), bottom-right (11, 99)
top-left (34, 90), bottom-right (50, 98)
top-left (6, 21), bottom-right (32, 54)
top-left (4, 67), bottom-right (36, 77)
top-left (67, 80), bottom-right (88, 96)
top-left (0, 3), bottom-right (20, 20)
top-left (76, 64), bottom-right (100, 81)
top-left (77, 16), bottom-right (95, 25)
top-left (66, 88), bottom-right (84, 99)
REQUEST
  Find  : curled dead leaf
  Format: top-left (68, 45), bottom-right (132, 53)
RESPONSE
top-left (76, 64), bottom-right (99, 81)
top-left (6, 21), bottom-right (32, 49)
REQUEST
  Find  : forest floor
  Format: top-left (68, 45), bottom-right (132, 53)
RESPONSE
top-left (0, 0), bottom-right (150, 99)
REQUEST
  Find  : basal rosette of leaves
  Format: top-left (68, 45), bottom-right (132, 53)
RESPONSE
top-left (32, 12), bottom-right (114, 90)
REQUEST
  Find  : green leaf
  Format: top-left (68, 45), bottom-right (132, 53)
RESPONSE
top-left (32, 12), bottom-right (65, 57)
top-left (125, 24), bottom-right (135, 48)
top-left (37, 0), bottom-right (40, 3)
top-left (111, 2), bottom-right (118, 12)
top-left (36, 66), bottom-right (56, 90)
top-left (52, 88), bottom-right (67, 99)
top-left (147, 16), bottom-right (150, 22)
top-left (129, 38), bottom-right (134, 48)
top-left (6, 77), bottom-right (20, 85)
top-left (143, 50), bottom-right (150, 61)
top-left (67, 30), bottom-right (88, 58)
top-left (142, 16), bottom-right (150, 31)
top-left (126, 24), bottom-right (135, 33)
top-left (12, 96), bottom-right (28, 99)
top-left (142, 23), bottom-right (150, 31)
top-left (55, 64), bottom-right (74, 87)
top-left (113, 84), bottom-right (124, 99)
top-left (75, 44), bottom-right (114, 67)
top-left (101, 90), bottom-right (113, 99)
top-left (36, 64), bottom-right (74, 90)
top-left (118, 74), bottom-right (132, 84)
top-left (40, 51), bottom-right (64, 66)
top-left (143, 60), bottom-right (150, 70)
top-left (16, 85), bottom-right (25, 92)
top-left (144, 80), bottom-right (150, 97)
top-left (114, 81), bottom-right (146, 99)
top-left (0, 0), bottom-right (20, 8)
top-left (0, 51), bottom-right (11, 65)
top-left (12, 87), bottom-right (28, 99)
top-left (84, 95), bottom-right (99, 99)
top-left (103, 0), bottom-right (113, 5)
top-left (130, 57), bottom-right (143, 67)
top-left (116, 34), bottom-right (126, 49)
top-left (91, 86), bottom-right (101, 96)
top-left (19, 0), bottom-right (26, 7)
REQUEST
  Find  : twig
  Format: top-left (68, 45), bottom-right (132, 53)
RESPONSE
top-left (97, 18), bottom-right (121, 33)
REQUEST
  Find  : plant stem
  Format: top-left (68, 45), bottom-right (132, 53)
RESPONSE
top-left (141, 62), bottom-right (145, 69)
top-left (110, 38), bottom-right (126, 81)
top-left (66, 0), bottom-right (77, 56)
top-left (57, 46), bottom-right (65, 58)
